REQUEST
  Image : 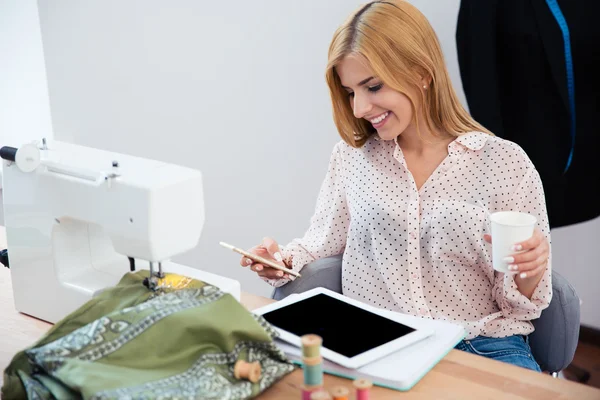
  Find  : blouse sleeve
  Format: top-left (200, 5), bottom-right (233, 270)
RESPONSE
top-left (492, 166), bottom-right (553, 320)
top-left (264, 142), bottom-right (350, 288)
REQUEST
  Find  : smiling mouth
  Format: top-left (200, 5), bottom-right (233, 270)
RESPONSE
top-left (369, 111), bottom-right (390, 128)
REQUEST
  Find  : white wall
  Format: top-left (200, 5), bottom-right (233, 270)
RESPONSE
top-left (3, 1), bottom-right (598, 328)
top-left (0, 0), bottom-right (54, 188)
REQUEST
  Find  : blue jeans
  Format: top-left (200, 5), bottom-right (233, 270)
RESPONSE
top-left (455, 335), bottom-right (542, 372)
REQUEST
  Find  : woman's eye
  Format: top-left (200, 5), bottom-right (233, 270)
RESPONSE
top-left (368, 84), bottom-right (383, 93)
top-left (347, 92), bottom-right (355, 98)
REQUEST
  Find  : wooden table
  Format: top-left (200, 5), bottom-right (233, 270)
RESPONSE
top-left (1, 229), bottom-right (599, 399)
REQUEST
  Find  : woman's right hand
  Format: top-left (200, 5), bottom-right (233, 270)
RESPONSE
top-left (239, 237), bottom-right (291, 279)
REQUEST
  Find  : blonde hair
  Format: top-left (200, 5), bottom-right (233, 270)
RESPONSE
top-left (325, 0), bottom-right (491, 147)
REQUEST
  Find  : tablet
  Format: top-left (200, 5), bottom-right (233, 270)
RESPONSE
top-left (254, 287), bottom-right (433, 369)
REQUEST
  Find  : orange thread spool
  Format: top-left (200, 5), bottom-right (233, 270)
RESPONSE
top-left (330, 385), bottom-right (350, 400)
top-left (234, 360), bottom-right (261, 383)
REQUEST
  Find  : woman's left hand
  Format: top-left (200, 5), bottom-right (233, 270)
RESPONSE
top-left (483, 228), bottom-right (549, 279)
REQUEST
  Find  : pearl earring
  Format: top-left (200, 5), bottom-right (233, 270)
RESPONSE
top-left (423, 85), bottom-right (427, 89)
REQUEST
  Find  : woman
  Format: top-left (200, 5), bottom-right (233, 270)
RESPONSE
top-left (240, 0), bottom-right (551, 372)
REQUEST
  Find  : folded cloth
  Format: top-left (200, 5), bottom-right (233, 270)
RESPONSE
top-left (2, 271), bottom-right (295, 399)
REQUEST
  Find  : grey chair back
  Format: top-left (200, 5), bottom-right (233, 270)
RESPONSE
top-left (530, 271), bottom-right (580, 372)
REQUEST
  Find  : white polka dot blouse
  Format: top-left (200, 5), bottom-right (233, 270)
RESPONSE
top-left (267, 131), bottom-right (552, 339)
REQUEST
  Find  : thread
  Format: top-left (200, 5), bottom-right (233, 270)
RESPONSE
top-left (353, 378), bottom-right (372, 400)
top-left (302, 384), bottom-right (324, 400)
top-left (301, 334), bottom-right (324, 387)
top-left (301, 334), bottom-right (322, 358)
top-left (233, 360), bottom-right (261, 383)
top-left (302, 361), bottom-right (323, 386)
top-left (330, 386), bottom-right (350, 400)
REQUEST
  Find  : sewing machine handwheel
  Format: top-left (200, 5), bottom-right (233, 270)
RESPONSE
top-left (15, 144), bottom-right (41, 173)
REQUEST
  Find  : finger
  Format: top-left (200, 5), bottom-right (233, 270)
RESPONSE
top-left (483, 234), bottom-right (492, 244)
top-left (510, 253), bottom-right (547, 273)
top-left (254, 247), bottom-right (269, 256)
top-left (250, 263), bottom-right (264, 272)
top-left (240, 245), bottom-right (271, 267)
top-left (509, 246), bottom-right (543, 265)
top-left (261, 237), bottom-right (284, 264)
top-left (253, 247), bottom-right (277, 266)
top-left (240, 256), bottom-right (255, 267)
top-left (513, 229), bottom-right (542, 251)
top-left (509, 235), bottom-right (548, 265)
top-left (258, 268), bottom-right (285, 279)
top-left (517, 261), bottom-right (548, 279)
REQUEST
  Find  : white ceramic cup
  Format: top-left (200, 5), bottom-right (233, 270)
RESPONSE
top-left (489, 211), bottom-right (537, 273)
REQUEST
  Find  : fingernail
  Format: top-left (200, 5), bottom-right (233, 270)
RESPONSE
top-left (513, 244), bottom-right (523, 251)
top-left (509, 264), bottom-right (518, 271)
top-left (503, 256), bottom-right (514, 264)
top-left (273, 252), bottom-right (283, 262)
top-left (277, 271), bottom-right (283, 277)
top-left (520, 272), bottom-right (527, 279)
top-left (256, 265), bottom-right (262, 271)
top-left (246, 259), bottom-right (253, 265)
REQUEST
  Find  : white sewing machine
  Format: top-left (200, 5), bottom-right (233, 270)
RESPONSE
top-left (0, 139), bottom-right (240, 323)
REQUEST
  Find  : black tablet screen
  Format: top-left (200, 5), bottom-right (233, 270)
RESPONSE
top-left (261, 293), bottom-right (415, 358)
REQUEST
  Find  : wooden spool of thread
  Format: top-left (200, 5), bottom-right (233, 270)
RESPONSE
top-left (309, 390), bottom-right (332, 400)
top-left (301, 334), bottom-right (323, 358)
top-left (302, 384), bottom-right (324, 400)
top-left (330, 386), bottom-right (350, 400)
top-left (234, 360), bottom-right (261, 383)
top-left (302, 355), bottom-right (323, 386)
top-left (353, 378), bottom-right (373, 400)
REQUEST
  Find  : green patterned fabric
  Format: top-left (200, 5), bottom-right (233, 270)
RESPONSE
top-left (2, 271), bottom-right (295, 399)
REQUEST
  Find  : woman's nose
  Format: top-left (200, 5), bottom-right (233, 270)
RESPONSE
top-left (352, 93), bottom-right (373, 119)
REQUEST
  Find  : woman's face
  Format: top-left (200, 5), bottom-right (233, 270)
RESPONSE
top-left (337, 54), bottom-right (415, 141)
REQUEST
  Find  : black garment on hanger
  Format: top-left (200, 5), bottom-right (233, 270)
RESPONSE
top-left (456, 0), bottom-right (600, 228)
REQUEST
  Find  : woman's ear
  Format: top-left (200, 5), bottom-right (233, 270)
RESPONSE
top-left (415, 68), bottom-right (432, 90)
top-left (420, 74), bottom-right (432, 90)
